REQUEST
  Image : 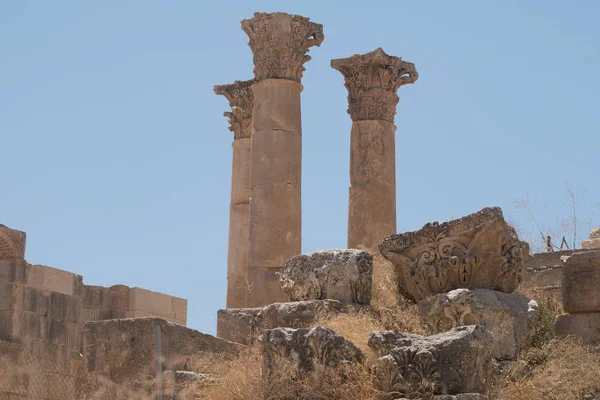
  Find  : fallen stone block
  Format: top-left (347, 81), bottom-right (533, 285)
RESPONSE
top-left (280, 249), bottom-right (373, 304)
top-left (262, 326), bottom-right (363, 394)
top-left (84, 317), bottom-right (241, 384)
top-left (217, 299), bottom-right (343, 344)
top-left (369, 325), bottom-right (493, 395)
top-left (555, 312), bottom-right (600, 343)
top-left (379, 207), bottom-right (526, 302)
top-left (418, 289), bottom-right (538, 359)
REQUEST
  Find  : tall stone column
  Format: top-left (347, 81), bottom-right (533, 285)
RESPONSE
top-left (331, 48), bottom-right (418, 250)
top-left (241, 12), bottom-right (324, 307)
top-left (214, 80), bottom-right (254, 308)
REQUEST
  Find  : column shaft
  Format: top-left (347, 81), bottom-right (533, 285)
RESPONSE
top-left (226, 137), bottom-right (251, 308)
top-left (331, 48), bottom-right (418, 250)
top-left (214, 79), bottom-right (254, 308)
top-left (247, 79), bottom-right (302, 306)
top-left (348, 120), bottom-right (396, 249)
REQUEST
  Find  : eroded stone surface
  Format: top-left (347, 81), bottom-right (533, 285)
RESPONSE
top-left (241, 12), bottom-right (324, 83)
top-left (280, 249), bottom-right (372, 304)
top-left (379, 207), bottom-right (526, 302)
top-left (217, 299), bottom-right (343, 344)
top-left (369, 325), bottom-right (493, 395)
top-left (419, 289), bottom-right (538, 360)
top-left (561, 250), bottom-right (600, 314)
top-left (0, 225), bottom-right (26, 260)
top-left (262, 326), bottom-right (362, 395)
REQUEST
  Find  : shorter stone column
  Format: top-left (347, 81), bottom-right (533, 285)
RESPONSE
top-left (555, 250), bottom-right (600, 343)
top-left (331, 48), bottom-right (418, 250)
top-left (214, 80), bottom-right (254, 308)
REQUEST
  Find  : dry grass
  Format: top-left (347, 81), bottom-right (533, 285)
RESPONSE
top-left (491, 338), bottom-right (600, 400)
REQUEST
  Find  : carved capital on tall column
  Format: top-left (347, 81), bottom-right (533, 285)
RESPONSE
top-left (214, 79), bottom-right (254, 140)
top-left (241, 12), bottom-right (324, 83)
top-left (331, 48), bottom-right (418, 123)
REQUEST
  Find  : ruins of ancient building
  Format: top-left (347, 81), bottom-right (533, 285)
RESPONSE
top-left (3, 9), bottom-right (600, 400)
top-left (0, 224), bottom-right (189, 398)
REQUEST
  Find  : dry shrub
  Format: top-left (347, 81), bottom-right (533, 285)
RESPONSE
top-left (491, 338), bottom-right (600, 400)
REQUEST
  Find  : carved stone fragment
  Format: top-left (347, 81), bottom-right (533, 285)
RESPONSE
top-left (0, 225), bottom-right (26, 260)
top-left (419, 289), bottom-right (539, 360)
top-left (369, 325), bottom-right (493, 396)
top-left (216, 299), bottom-right (343, 344)
top-left (262, 326), bottom-right (363, 396)
top-left (331, 48), bottom-right (418, 123)
top-left (379, 207), bottom-right (526, 302)
top-left (280, 249), bottom-right (373, 304)
top-left (241, 12), bottom-right (324, 82)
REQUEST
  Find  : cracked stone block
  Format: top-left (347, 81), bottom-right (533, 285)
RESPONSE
top-left (379, 207), bottom-right (526, 302)
top-left (369, 325), bottom-right (493, 396)
top-left (280, 249), bottom-right (372, 304)
top-left (262, 326), bottom-right (362, 397)
top-left (217, 299), bottom-right (343, 344)
top-left (419, 289), bottom-right (538, 360)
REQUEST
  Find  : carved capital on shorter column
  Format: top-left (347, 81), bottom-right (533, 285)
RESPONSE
top-left (331, 48), bottom-right (418, 123)
top-left (241, 12), bottom-right (324, 83)
top-left (214, 79), bottom-right (254, 139)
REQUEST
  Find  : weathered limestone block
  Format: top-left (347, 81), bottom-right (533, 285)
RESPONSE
top-left (217, 299), bottom-right (343, 344)
top-left (561, 250), bottom-right (600, 313)
top-left (555, 312), bottom-right (600, 343)
top-left (369, 325), bottom-right (493, 395)
top-left (0, 225), bottom-right (26, 259)
top-left (418, 289), bottom-right (538, 360)
top-left (581, 227), bottom-right (600, 249)
top-left (84, 317), bottom-right (240, 384)
top-left (280, 249), bottom-right (373, 304)
top-left (262, 326), bottom-right (362, 395)
top-left (379, 207), bottom-right (526, 303)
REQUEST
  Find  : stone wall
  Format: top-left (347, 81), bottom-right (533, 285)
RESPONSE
top-left (522, 249), bottom-right (578, 297)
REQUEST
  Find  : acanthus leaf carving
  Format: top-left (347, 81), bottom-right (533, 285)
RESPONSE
top-left (380, 207), bottom-right (525, 302)
top-left (241, 12), bottom-right (324, 82)
top-left (213, 79), bottom-right (254, 139)
top-left (331, 48), bottom-right (418, 123)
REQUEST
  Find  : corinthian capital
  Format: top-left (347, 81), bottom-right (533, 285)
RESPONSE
top-left (241, 12), bottom-right (324, 83)
top-left (331, 48), bottom-right (418, 123)
top-left (214, 79), bottom-right (254, 140)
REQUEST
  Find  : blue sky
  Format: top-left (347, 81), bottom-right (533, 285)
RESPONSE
top-left (1, 1), bottom-right (599, 334)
